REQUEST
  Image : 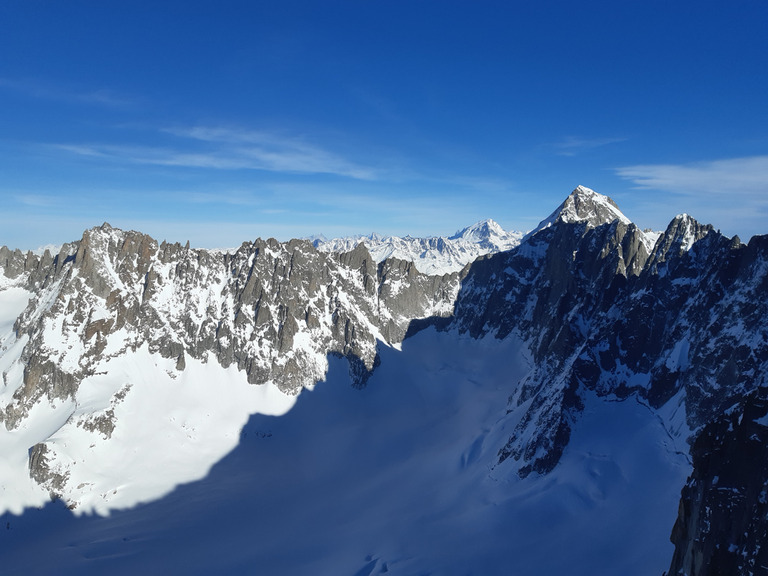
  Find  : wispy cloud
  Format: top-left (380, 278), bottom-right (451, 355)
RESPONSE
top-left (616, 155), bottom-right (768, 238)
top-left (55, 125), bottom-right (377, 180)
top-left (169, 126), bottom-right (377, 179)
top-left (0, 77), bottom-right (135, 108)
top-left (616, 156), bottom-right (768, 198)
top-left (550, 136), bottom-right (627, 157)
top-left (13, 194), bottom-right (64, 208)
top-left (164, 126), bottom-right (280, 144)
top-left (184, 192), bottom-right (265, 206)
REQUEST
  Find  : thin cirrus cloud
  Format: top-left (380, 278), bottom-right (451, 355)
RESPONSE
top-left (166, 126), bottom-right (378, 179)
top-left (550, 136), bottom-right (627, 157)
top-left (0, 77), bottom-right (135, 109)
top-left (184, 192), bottom-right (267, 206)
top-left (616, 155), bottom-right (768, 199)
top-left (54, 126), bottom-right (377, 180)
top-left (616, 155), bottom-right (768, 238)
top-left (12, 193), bottom-right (64, 208)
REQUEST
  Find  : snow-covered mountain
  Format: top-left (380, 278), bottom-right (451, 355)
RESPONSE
top-left (1, 185), bottom-right (766, 575)
top-left (312, 218), bottom-right (523, 274)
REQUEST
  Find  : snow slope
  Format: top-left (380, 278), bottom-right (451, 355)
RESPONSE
top-left (0, 328), bottom-right (690, 575)
top-left (1, 341), bottom-right (297, 515)
top-left (0, 282), bottom-right (48, 514)
top-left (37, 347), bottom-right (296, 514)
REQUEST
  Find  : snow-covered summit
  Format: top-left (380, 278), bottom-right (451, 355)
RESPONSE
top-left (531, 185), bottom-right (632, 236)
top-left (525, 185), bottom-right (667, 254)
top-left (449, 218), bottom-right (520, 250)
top-left (313, 219), bottom-right (523, 275)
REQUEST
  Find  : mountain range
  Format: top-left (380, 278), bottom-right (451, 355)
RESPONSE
top-left (1, 185), bottom-right (766, 575)
top-left (312, 217), bottom-right (523, 275)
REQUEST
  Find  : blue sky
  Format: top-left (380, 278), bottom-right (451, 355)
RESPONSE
top-left (1, 1), bottom-right (767, 249)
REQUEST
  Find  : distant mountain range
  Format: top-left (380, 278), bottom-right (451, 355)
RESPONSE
top-left (1, 185), bottom-right (766, 575)
top-left (312, 218), bottom-right (523, 274)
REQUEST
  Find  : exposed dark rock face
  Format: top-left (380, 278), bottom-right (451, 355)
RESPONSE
top-left (1, 225), bottom-right (461, 497)
top-left (446, 189), bottom-right (768, 482)
top-left (28, 443), bottom-right (69, 502)
top-left (451, 190), bottom-right (658, 476)
top-left (667, 388), bottom-right (768, 576)
top-left (1, 224), bottom-right (462, 431)
top-left (436, 189), bottom-right (768, 567)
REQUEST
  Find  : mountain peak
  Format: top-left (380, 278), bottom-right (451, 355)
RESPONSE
top-left (561, 185), bottom-right (630, 226)
top-left (531, 186), bottom-right (631, 236)
top-left (658, 213), bottom-right (713, 253)
top-left (449, 218), bottom-right (506, 242)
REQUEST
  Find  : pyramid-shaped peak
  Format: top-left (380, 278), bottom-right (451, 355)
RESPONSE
top-left (451, 219), bottom-right (505, 241)
top-left (530, 186), bottom-right (632, 237)
top-left (573, 184), bottom-right (597, 196)
top-left (564, 186), bottom-right (626, 220)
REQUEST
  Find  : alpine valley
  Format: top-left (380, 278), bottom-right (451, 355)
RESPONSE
top-left (1, 186), bottom-right (767, 575)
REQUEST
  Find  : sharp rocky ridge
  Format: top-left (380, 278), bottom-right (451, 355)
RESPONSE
top-left (2, 185), bottom-right (767, 574)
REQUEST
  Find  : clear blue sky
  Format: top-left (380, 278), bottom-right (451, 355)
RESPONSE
top-left (1, 0), bottom-right (767, 249)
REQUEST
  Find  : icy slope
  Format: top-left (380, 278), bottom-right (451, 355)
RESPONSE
top-left (1, 328), bottom-right (690, 576)
top-left (313, 218), bottom-right (523, 274)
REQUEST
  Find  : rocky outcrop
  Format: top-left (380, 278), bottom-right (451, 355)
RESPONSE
top-left (450, 189), bottom-right (657, 476)
top-left (377, 256), bottom-right (462, 342)
top-left (667, 388), bottom-right (768, 576)
top-left (1, 225), bottom-right (464, 497)
top-left (443, 187), bottom-right (768, 482)
top-left (28, 443), bottom-right (69, 502)
top-left (1, 224), bottom-right (462, 431)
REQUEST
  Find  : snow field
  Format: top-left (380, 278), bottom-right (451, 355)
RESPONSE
top-left (37, 346), bottom-right (297, 514)
top-left (2, 328), bottom-right (690, 575)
